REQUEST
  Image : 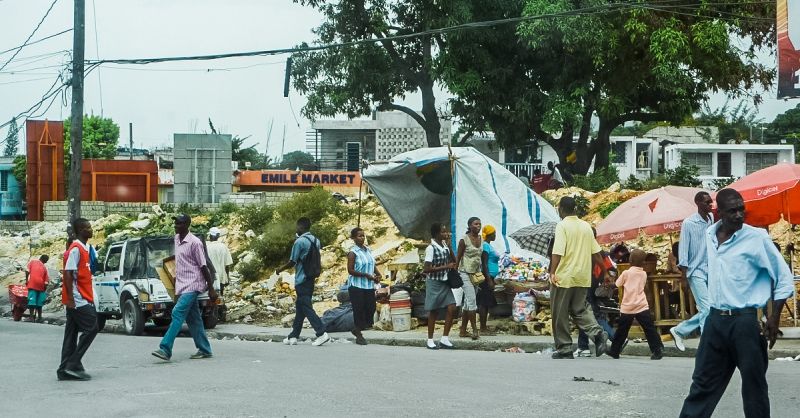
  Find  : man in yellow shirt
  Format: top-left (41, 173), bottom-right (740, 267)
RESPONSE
top-left (549, 196), bottom-right (610, 359)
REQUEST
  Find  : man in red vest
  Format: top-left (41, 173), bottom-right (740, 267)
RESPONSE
top-left (58, 218), bottom-right (99, 381)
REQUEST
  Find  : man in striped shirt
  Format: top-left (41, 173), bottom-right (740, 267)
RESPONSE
top-left (152, 214), bottom-right (217, 361)
top-left (670, 191), bottom-right (714, 351)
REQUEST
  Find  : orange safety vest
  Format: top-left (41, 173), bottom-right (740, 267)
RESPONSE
top-left (62, 241), bottom-right (94, 305)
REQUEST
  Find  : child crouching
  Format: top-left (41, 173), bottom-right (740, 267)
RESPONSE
top-left (608, 249), bottom-right (664, 360)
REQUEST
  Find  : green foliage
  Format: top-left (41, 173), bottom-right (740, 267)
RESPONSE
top-left (3, 118), bottom-right (19, 157)
top-left (279, 151), bottom-right (316, 170)
top-left (692, 101), bottom-right (764, 143)
top-left (274, 186), bottom-right (352, 225)
top-left (660, 166), bottom-right (702, 188)
top-left (250, 223), bottom-right (296, 268)
top-left (574, 195), bottom-right (590, 218)
top-left (237, 258), bottom-right (264, 283)
top-left (622, 174), bottom-right (645, 191)
top-left (711, 177), bottom-right (737, 190)
top-left (12, 155), bottom-right (26, 198)
top-left (372, 225), bottom-right (389, 239)
top-left (764, 103), bottom-right (800, 144)
top-left (570, 166), bottom-right (620, 192)
top-left (103, 216), bottom-right (134, 237)
top-left (597, 200), bottom-right (623, 218)
top-left (238, 204), bottom-right (275, 233)
top-left (63, 115), bottom-right (120, 159)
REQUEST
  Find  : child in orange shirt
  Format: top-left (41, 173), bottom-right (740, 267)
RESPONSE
top-left (608, 249), bottom-right (664, 360)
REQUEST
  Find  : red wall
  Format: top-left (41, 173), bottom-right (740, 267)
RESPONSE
top-left (80, 160), bottom-right (158, 203)
top-left (26, 120), bottom-right (65, 221)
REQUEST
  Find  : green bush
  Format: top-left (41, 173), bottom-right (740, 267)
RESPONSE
top-left (622, 175), bottom-right (646, 191)
top-left (275, 185), bottom-right (353, 223)
top-left (238, 204), bottom-right (275, 232)
top-left (570, 166), bottom-right (620, 192)
top-left (103, 216), bottom-right (133, 237)
top-left (237, 258), bottom-right (264, 283)
top-left (660, 166), bottom-right (702, 188)
top-left (597, 200), bottom-right (623, 218)
top-left (711, 177), bottom-right (737, 190)
top-left (250, 222), bottom-right (296, 267)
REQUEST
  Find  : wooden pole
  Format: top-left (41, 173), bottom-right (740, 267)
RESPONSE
top-left (67, 0), bottom-right (85, 224)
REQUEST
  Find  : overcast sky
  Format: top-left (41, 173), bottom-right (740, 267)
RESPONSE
top-left (1, 0), bottom-right (798, 157)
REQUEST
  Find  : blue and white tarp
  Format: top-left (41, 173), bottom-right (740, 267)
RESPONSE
top-left (363, 147), bottom-right (559, 255)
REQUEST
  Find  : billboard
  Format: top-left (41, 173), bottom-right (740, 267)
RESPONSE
top-left (778, 0), bottom-right (800, 98)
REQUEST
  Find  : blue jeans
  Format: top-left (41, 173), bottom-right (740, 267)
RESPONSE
top-left (673, 276), bottom-right (710, 338)
top-left (578, 317), bottom-right (615, 350)
top-left (159, 292), bottom-right (212, 358)
top-left (288, 279), bottom-right (326, 338)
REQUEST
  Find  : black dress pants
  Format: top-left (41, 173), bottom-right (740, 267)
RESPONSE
top-left (679, 309), bottom-right (769, 418)
top-left (348, 286), bottom-right (376, 332)
top-left (58, 304), bottom-right (99, 372)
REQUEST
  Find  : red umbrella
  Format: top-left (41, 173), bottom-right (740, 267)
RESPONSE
top-left (595, 186), bottom-right (707, 244)
top-left (722, 163), bottom-right (800, 227)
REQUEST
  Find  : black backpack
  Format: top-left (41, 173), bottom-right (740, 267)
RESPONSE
top-left (302, 235), bottom-right (321, 279)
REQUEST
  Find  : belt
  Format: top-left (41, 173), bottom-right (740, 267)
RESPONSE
top-left (711, 307), bottom-right (757, 316)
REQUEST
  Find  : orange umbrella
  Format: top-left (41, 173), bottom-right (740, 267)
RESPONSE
top-left (595, 186), bottom-right (707, 244)
top-left (722, 163), bottom-right (800, 227)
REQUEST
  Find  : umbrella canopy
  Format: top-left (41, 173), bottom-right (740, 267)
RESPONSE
top-left (509, 222), bottom-right (557, 257)
top-left (722, 163), bottom-right (800, 226)
top-left (595, 186), bottom-right (707, 244)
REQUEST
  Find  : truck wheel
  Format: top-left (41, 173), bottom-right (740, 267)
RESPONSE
top-left (122, 299), bottom-right (145, 336)
top-left (96, 315), bottom-right (107, 332)
top-left (203, 306), bottom-right (218, 329)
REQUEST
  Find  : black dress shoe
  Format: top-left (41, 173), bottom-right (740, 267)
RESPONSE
top-left (651, 350), bottom-right (663, 360)
top-left (594, 332), bottom-right (609, 357)
top-left (64, 369), bottom-right (91, 381)
top-left (551, 351), bottom-right (574, 359)
top-left (57, 370), bottom-right (77, 381)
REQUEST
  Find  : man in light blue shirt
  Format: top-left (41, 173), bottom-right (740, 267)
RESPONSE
top-left (680, 189), bottom-right (794, 418)
top-left (670, 191), bottom-right (714, 351)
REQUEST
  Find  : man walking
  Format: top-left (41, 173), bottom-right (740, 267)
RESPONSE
top-left (152, 214), bottom-right (217, 361)
top-left (26, 255), bottom-right (50, 323)
top-left (670, 191), bottom-right (714, 351)
top-left (207, 227), bottom-right (233, 297)
top-left (549, 196), bottom-right (610, 359)
top-left (58, 218), bottom-right (99, 381)
top-left (276, 217), bottom-right (330, 346)
top-left (679, 189), bottom-right (794, 418)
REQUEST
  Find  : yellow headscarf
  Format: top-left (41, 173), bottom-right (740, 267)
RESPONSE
top-left (481, 224), bottom-right (496, 240)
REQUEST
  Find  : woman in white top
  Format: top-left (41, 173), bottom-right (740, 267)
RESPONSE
top-left (423, 223), bottom-right (457, 350)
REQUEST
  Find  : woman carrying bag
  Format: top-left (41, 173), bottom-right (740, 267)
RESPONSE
top-left (456, 217), bottom-right (483, 340)
top-left (423, 223), bottom-right (458, 350)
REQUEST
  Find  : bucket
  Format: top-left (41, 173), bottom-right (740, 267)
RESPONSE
top-left (389, 290), bottom-right (411, 310)
top-left (391, 303), bottom-right (412, 332)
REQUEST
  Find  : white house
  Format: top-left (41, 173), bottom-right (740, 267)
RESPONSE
top-left (664, 143), bottom-right (796, 188)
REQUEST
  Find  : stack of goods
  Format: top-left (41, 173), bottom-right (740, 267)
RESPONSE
top-left (497, 254), bottom-right (550, 296)
top-left (512, 292), bottom-right (536, 322)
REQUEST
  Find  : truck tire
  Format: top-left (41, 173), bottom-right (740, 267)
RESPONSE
top-left (96, 315), bottom-right (107, 332)
top-left (122, 299), bottom-right (145, 336)
top-left (203, 306), bottom-right (218, 329)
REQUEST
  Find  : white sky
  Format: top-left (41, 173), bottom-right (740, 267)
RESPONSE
top-left (1, 0), bottom-right (798, 156)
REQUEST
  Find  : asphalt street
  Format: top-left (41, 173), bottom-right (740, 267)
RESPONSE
top-left (1, 319), bottom-right (798, 418)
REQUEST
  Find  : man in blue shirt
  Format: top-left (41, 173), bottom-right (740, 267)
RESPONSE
top-left (276, 217), bottom-right (329, 347)
top-left (680, 189), bottom-right (795, 418)
top-left (670, 191), bottom-right (714, 351)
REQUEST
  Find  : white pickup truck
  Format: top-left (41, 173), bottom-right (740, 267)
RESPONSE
top-left (92, 236), bottom-right (221, 335)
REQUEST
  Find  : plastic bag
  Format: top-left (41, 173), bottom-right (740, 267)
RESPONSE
top-left (512, 292), bottom-right (536, 322)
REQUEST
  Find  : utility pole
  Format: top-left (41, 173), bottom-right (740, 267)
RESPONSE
top-left (129, 122), bottom-right (133, 160)
top-left (67, 0), bottom-right (85, 225)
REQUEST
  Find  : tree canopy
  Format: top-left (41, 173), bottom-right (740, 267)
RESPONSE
top-left (63, 115), bottom-right (120, 159)
top-left (280, 150), bottom-right (316, 170)
top-left (3, 118), bottom-right (19, 157)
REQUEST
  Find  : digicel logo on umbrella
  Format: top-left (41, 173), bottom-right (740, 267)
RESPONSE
top-left (756, 186), bottom-right (779, 197)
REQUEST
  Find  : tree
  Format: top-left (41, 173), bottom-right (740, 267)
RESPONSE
top-left (765, 103), bottom-right (800, 143)
top-left (291, 0), bottom-right (471, 147)
top-left (12, 155), bottom-right (26, 200)
top-left (3, 118), bottom-right (19, 157)
top-left (517, 0), bottom-right (774, 172)
top-left (280, 151), bottom-right (316, 170)
top-left (63, 115), bottom-right (120, 159)
top-left (692, 101), bottom-right (764, 143)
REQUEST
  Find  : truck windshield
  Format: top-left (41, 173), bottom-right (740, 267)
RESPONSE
top-left (144, 237), bottom-right (174, 277)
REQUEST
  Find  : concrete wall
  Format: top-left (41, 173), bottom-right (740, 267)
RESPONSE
top-left (173, 134), bottom-right (233, 204)
top-left (0, 220), bottom-right (33, 233)
top-left (221, 191), bottom-right (295, 206)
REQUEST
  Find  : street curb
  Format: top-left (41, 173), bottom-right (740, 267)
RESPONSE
top-left (12, 314), bottom-right (800, 360)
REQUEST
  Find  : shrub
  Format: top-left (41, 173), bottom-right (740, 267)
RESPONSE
top-left (103, 217), bottom-right (133, 237)
top-left (275, 185), bottom-right (353, 223)
top-left (660, 166), bottom-right (702, 188)
top-left (237, 258), bottom-right (264, 283)
top-left (711, 177), bottom-right (737, 190)
top-left (571, 166), bottom-right (620, 192)
top-left (597, 200), bottom-right (623, 218)
top-left (250, 222), bottom-right (296, 267)
top-left (372, 225), bottom-right (389, 238)
top-left (238, 204), bottom-right (275, 232)
top-left (622, 175), bottom-right (646, 191)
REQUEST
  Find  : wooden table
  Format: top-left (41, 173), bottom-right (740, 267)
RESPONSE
top-left (618, 273), bottom-right (697, 333)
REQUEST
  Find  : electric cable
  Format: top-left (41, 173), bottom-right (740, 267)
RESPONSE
top-left (0, 0), bottom-right (60, 72)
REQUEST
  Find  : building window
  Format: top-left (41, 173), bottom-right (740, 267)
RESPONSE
top-left (0, 171), bottom-right (7, 192)
top-left (611, 142), bottom-right (627, 164)
top-left (717, 153), bottom-right (731, 177)
top-left (336, 151), bottom-right (343, 159)
top-left (681, 152), bottom-right (713, 175)
top-left (745, 153), bottom-right (777, 174)
top-left (635, 143), bottom-right (650, 169)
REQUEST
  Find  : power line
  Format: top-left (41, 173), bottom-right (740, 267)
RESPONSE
top-left (0, 29), bottom-right (72, 56)
top-left (0, 0), bottom-right (60, 72)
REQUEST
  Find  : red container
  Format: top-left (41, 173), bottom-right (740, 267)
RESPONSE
top-left (8, 284), bottom-right (29, 321)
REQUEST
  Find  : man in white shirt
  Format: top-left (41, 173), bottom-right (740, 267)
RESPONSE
top-left (206, 227), bottom-right (233, 296)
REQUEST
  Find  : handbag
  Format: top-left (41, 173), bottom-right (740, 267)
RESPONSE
top-left (469, 272), bottom-right (485, 286)
top-left (446, 269), bottom-right (463, 289)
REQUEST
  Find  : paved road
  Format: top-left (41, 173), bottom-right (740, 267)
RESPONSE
top-left (1, 319), bottom-right (798, 418)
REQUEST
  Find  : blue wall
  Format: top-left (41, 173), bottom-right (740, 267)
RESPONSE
top-left (0, 162), bottom-right (23, 219)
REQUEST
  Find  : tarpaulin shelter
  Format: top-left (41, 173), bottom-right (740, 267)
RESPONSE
top-left (362, 147), bottom-right (559, 254)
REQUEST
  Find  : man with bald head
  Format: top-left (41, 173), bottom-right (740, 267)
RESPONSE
top-left (679, 189), bottom-right (795, 418)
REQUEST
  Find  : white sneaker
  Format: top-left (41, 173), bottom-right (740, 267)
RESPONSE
top-left (312, 332), bottom-right (331, 346)
top-left (670, 327), bottom-right (686, 352)
top-left (573, 348), bottom-right (591, 358)
top-left (283, 337), bottom-right (298, 346)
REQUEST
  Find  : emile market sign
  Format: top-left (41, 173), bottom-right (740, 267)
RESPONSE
top-left (236, 170), bottom-right (360, 188)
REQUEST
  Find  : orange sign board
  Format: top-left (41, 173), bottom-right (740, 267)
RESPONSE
top-left (235, 170), bottom-right (361, 188)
